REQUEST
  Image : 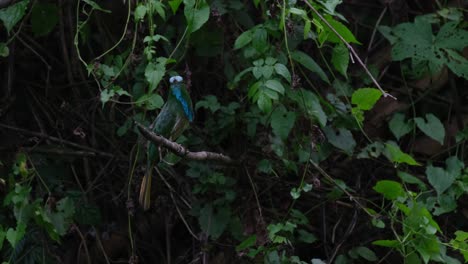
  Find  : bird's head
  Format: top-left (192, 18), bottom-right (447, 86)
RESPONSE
top-left (169, 75), bottom-right (183, 84)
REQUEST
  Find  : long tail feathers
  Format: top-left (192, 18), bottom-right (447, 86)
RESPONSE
top-left (138, 170), bottom-right (152, 211)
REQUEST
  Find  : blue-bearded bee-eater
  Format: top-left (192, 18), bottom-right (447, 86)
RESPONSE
top-left (139, 75), bottom-right (194, 210)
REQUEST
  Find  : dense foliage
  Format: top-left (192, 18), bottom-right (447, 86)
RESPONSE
top-left (0, 0), bottom-right (468, 263)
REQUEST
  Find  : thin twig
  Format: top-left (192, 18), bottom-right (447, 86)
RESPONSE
top-left (302, 0), bottom-right (396, 99)
top-left (0, 123), bottom-right (114, 158)
top-left (135, 122), bottom-right (236, 164)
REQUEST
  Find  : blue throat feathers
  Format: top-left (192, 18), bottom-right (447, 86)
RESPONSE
top-left (171, 83), bottom-right (194, 122)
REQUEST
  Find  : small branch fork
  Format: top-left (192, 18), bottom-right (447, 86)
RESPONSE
top-left (135, 122), bottom-right (236, 165)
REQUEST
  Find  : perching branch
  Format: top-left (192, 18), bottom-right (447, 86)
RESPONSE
top-left (135, 122), bottom-right (237, 165)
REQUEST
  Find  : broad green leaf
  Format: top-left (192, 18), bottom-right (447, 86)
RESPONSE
top-left (271, 106), bottom-right (295, 140)
top-left (373, 180), bottom-right (405, 200)
top-left (274, 63), bottom-right (291, 83)
top-left (372, 240), bottom-right (399, 248)
top-left (382, 19), bottom-right (468, 79)
top-left (318, 16), bottom-right (360, 45)
top-left (414, 114), bottom-right (445, 144)
top-left (291, 50), bottom-right (330, 84)
top-left (454, 231), bottom-right (468, 242)
top-left (384, 143), bottom-right (420, 166)
top-left (354, 246), bottom-right (378, 261)
top-left (426, 165), bottom-right (455, 195)
top-left (196, 95), bottom-right (220, 112)
top-left (0, 0), bottom-right (29, 33)
top-left (152, 2), bottom-right (166, 20)
top-left (252, 0), bottom-right (260, 8)
top-left (134, 4), bottom-right (147, 21)
top-left (331, 43), bottom-right (349, 78)
top-left (446, 156), bottom-right (464, 178)
top-left (100, 89), bottom-right (114, 104)
top-left (257, 93), bottom-right (272, 113)
top-left (265, 57), bottom-right (277, 66)
top-left (351, 88), bottom-right (382, 111)
top-left (198, 204), bottom-right (230, 239)
top-left (397, 171), bottom-right (427, 191)
top-left (265, 79), bottom-right (285, 94)
top-left (136, 94), bottom-right (164, 110)
top-left (169, 0), bottom-right (183, 14)
top-left (289, 7), bottom-right (307, 18)
top-left (289, 89), bottom-right (327, 127)
top-left (304, 19), bottom-right (311, 39)
top-left (31, 3), bottom-right (59, 36)
top-left (298, 229), bottom-right (317, 244)
top-left (234, 30), bottom-right (253, 50)
top-left (145, 61), bottom-right (166, 92)
top-left (6, 223), bottom-right (25, 248)
top-left (252, 27), bottom-right (267, 53)
top-left (261, 65), bottom-right (274, 78)
top-left (317, 0), bottom-right (343, 18)
top-left (389, 113), bottom-right (412, 140)
top-left (0, 42), bottom-right (9, 57)
top-left (236, 235), bottom-right (256, 251)
top-left (184, 0), bottom-right (210, 33)
top-left (323, 127), bottom-right (356, 155)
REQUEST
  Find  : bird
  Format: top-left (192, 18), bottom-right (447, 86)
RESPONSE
top-left (139, 75), bottom-right (194, 210)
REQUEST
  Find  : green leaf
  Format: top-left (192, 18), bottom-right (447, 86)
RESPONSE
top-left (265, 79), bottom-right (285, 94)
top-left (323, 127), bottom-right (356, 155)
top-left (0, 0), bottom-right (29, 33)
top-left (0, 42), bottom-right (9, 57)
top-left (271, 106), bottom-right (295, 140)
top-left (169, 0), bottom-right (183, 14)
top-left (274, 63), bottom-right (291, 83)
top-left (414, 114), bottom-right (445, 144)
top-left (145, 61), bottom-right (166, 92)
top-left (236, 235), bottom-right (256, 251)
top-left (100, 89), bottom-right (114, 105)
top-left (196, 95), bottom-right (220, 112)
top-left (291, 50), bottom-right (330, 84)
top-left (373, 180), bottom-right (405, 200)
top-left (257, 93), bottom-right (272, 113)
top-left (234, 30), bottom-right (252, 50)
top-left (6, 223), bottom-right (26, 248)
top-left (389, 113), bottom-right (412, 140)
top-left (252, 27), bottom-right (267, 53)
top-left (184, 0), bottom-right (210, 33)
top-left (397, 171), bottom-right (427, 191)
top-left (198, 204), bottom-right (230, 239)
top-left (372, 239), bottom-right (400, 248)
top-left (331, 43), bottom-right (349, 78)
top-left (134, 4), bottom-right (147, 21)
top-left (261, 65), bottom-right (274, 78)
top-left (136, 94), bottom-right (164, 110)
top-left (384, 143), bottom-right (420, 166)
top-left (289, 89), bottom-right (327, 126)
top-left (31, 3), bottom-right (59, 36)
top-left (298, 229), bottom-right (317, 244)
top-left (351, 88), bottom-right (382, 111)
top-left (318, 16), bottom-right (360, 45)
top-left (152, 2), bottom-right (166, 20)
top-left (354, 246), bottom-right (378, 261)
top-left (426, 165), bottom-right (455, 195)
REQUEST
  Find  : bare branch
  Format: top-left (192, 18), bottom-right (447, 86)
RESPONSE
top-left (135, 122), bottom-right (237, 165)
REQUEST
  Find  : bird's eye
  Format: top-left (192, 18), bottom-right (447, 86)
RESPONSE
top-left (169, 76), bottom-right (183, 83)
